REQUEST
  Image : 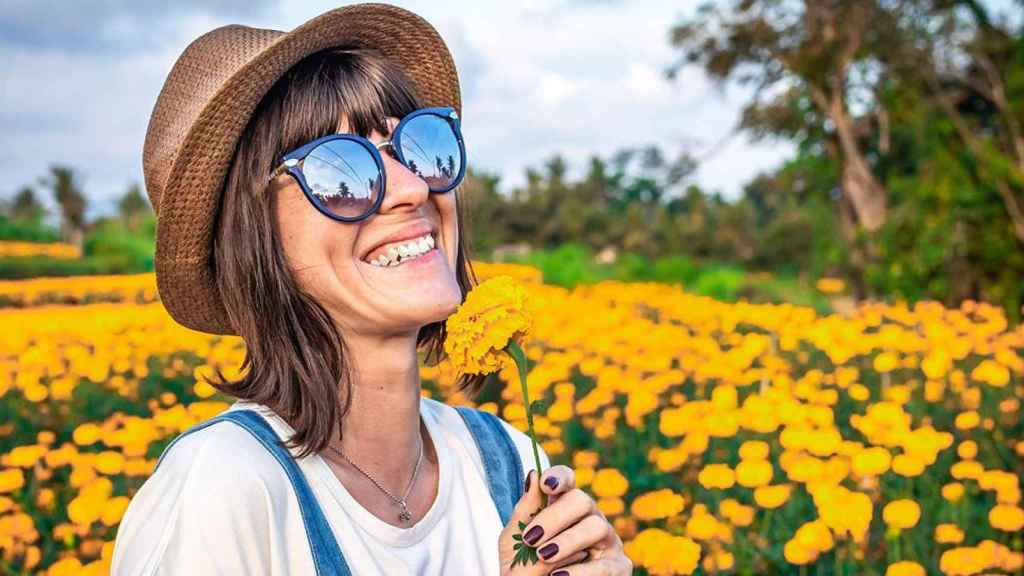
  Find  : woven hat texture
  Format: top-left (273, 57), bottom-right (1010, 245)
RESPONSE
top-left (143, 2), bottom-right (462, 335)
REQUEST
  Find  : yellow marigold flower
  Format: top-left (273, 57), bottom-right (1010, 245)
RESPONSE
top-left (874, 352), bottom-right (899, 373)
top-left (883, 499), bottom-right (921, 530)
top-left (971, 359), bottom-right (1010, 387)
top-left (784, 538), bottom-right (817, 565)
top-left (736, 459), bottom-right (773, 488)
top-left (816, 277), bottom-right (845, 294)
top-left (45, 558), bottom-right (83, 576)
top-left (572, 450), bottom-right (599, 469)
top-left (939, 546), bottom-right (988, 576)
top-left (885, 561), bottom-right (926, 576)
top-left (754, 484), bottom-right (792, 509)
top-left (794, 519), bottom-right (834, 553)
top-left (849, 384), bottom-right (871, 401)
top-left (623, 528), bottom-right (701, 575)
top-left (852, 446), bottom-right (892, 477)
top-left (950, 459), bottom-right (983, 480)
top-left (989, 504), bottom-right (1024, 532)
top-left (719, 498), bottom-right (755, 527)
top-left (597, 496), bottom-right (624, 516)
top-left (892, 453), bottom-right (925, 477)
top-left (956, 441), bottom-right (978, 460)
top-left (101, 495), bottom-right (130, 526)
top-left (739, 440), bottom-right (770, 461)
top-left (631, 489), bottom-right (685, 521)
top-left (942, 482), bottom-right (965, 502)
top-left (591, 468), bottom-right (629, 498)
top-left (954, 411), bottom-right (980, 430)
top-left (73, 423), bottom-right (103, 446)
top-left (0, 468), bottom-right (24, 493)
top-left (443, 275), bottom-right (532, 376)
top-left (703, 549), bottom-right (735, 572)
top-left (685, 510), bottom-right (719, 541)
top-left (934, 523), bottom-right (965, 544)
top-left (698, 463), bottom-right (735, 490)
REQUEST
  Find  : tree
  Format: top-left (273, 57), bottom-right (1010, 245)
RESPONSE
top-left (117, 182), bottom-right (151, 232)
top-left (668, 0), bottom-right (895, 234)
top-left (40, 165), bottom-right (87, 248)
top-left (11, 186), bottom-right (47, 224)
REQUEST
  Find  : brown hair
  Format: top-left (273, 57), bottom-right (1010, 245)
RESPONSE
top-left (206, 46), bottom-right (485, 459)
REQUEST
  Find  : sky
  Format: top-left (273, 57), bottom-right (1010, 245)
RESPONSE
top-left (0, 0), bottom-right (1018, 222)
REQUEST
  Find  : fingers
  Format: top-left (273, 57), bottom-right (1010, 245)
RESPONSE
top-left (539, 465), bottom-right (576, 504)
top-left (532, 514), bottom-right (609, 566)
top-left (520, 488), bottom-right (598, 552)
top-left (546, 555), bottom-right (634, 576)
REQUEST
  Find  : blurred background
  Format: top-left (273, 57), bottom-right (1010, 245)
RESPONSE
top-left (0, 1), bottom-right (1022, 575)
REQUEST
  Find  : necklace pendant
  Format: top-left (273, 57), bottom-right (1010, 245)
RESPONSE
top-left (398, 502), bottom-right (412, 522)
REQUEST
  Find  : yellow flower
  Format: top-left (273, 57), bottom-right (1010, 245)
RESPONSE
top-left (631, 489), bottom-right (685, 521)
top-left (754, 484), bottom-right (792, 509)
top-left (934, 523), bottom-right (965, 544)
top-left (443, 275), bottom-right (532, 376)
top-left (885, 561), bottom-right (926, 576)
top-left (739, 440), bottom-right (770, 461)
top-left (874, 352), bottom-right (899, 373)
top-left (892, 454), bottom-right (925, 477)
top-left (988, 504), bottom-right (1024, 532)
top-left (956, 441), bottom-right (978, 460)
top-left (736, 459), bottom-right (773, 488)
top-left (623, 528), bottom-right (701, 575)
top-left (591, 468), bottom-right (629, 498)
top-left (698, 463), bottom-right (735, 490)
top-left (852, 447), bottom-right (892, 477)
top-left (883, 499), bottom-right (921, 530)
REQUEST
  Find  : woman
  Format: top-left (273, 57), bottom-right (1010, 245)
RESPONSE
top-left (111, 4), bottom-right (632, 576)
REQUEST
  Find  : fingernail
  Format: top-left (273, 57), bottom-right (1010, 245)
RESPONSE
top-left (551, 571), bottom-right (569, 576)
top-left (539, 542), bottom-right (559, 560)
top-left (523, 525), bottom-right (543, 546)
top-left (524, 470), bottom-right (532, 493)
top-left (544, 476), bottom-right (558, 490)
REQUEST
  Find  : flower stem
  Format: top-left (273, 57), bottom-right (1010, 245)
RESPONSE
top-left (507, 340), bottom-right (548, 508)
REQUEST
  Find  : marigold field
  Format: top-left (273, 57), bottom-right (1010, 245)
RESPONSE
top-left (0, 264), bottom-right (1021, 575)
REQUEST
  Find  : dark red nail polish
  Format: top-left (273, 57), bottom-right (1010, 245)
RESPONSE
top-left (524, 525), bottom-right (543, 545)
top-left (524, 471), bottom-right (532, 493)
top-left (539, 542), bottom-right (559, 560)
top-left (544, 476), bottom-right (558, 490)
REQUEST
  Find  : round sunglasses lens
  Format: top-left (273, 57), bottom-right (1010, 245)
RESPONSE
top-left (397, 114), bottom-right (462, 191)
top-left (302, 139), bottom-right (382, 219)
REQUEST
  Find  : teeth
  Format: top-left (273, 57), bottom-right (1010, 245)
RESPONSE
top-left (366, 233), bottom-right (435, 267)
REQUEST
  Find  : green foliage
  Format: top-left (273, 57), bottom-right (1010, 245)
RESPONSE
top-left (83, 214), bottom-right (155, 272)
top-left (0, 214), bottom-right (60, 243)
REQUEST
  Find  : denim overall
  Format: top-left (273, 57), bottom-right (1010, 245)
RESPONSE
top-left (153, 405), bottom-right (525, 575)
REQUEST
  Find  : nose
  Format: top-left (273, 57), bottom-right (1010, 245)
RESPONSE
top-left (374, 140), bottom-right (430, 214)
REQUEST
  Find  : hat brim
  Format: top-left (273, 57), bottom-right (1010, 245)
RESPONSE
top-left (154, 3), bottom-right (461, 335)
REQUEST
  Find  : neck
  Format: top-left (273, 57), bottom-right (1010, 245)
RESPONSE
top-left (328, 331), bottom-right (430, 492)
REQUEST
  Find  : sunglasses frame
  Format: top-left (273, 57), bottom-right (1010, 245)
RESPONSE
top-left (267, 106), bottom-right (466, 223)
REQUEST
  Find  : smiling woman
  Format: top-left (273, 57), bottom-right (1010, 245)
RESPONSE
top-left (109, 3), bottom-right (631, 575)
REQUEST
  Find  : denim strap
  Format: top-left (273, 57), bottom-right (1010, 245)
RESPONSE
top-left (453, 406), bottom-right (526, 525)
top-left (155, 409), bottom-right (352, 576)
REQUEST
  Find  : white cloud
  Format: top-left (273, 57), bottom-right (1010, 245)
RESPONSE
top-left (1, 0), bottom-right (794, 221)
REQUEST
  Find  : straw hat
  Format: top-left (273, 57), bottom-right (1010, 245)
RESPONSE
top-left (142, 3), bottom-right (461, 335)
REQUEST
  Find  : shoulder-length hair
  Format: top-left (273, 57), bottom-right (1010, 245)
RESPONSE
top-left (207, 46), bottom-right (485, 459)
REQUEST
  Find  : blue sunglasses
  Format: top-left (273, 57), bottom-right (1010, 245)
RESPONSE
top-left (268, 106), bottom-right (466, 222)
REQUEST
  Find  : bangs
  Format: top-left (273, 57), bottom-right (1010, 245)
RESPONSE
top-left (273, 46), bottom-right (424, 159)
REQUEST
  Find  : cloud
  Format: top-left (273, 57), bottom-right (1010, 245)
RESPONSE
top-left (0, 0), bottom-right (795, 221)
top-left (0, 0), bottom-right (279, 53)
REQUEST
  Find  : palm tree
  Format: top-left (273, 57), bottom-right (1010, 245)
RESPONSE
top-left (40, 165), bottom-right (87, 248)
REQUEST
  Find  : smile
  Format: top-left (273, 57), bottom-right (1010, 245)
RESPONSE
top-left (364, 233), bottom-right (437, 267)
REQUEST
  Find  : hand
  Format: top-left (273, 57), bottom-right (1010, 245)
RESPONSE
top-left (499, 465), bottom-right (634, 575)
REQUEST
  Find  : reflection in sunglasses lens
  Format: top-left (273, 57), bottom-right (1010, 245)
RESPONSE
top-left (303, 138), bottom-right (381, 219)
top-left (397, 114), bottom-right (461, 191)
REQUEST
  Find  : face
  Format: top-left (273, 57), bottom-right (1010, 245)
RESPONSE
top-left (272, 113), bottom-right (463, 339)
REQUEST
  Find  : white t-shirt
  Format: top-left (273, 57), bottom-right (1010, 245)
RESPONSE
top-left (111, 395), bottom-right (550, 575)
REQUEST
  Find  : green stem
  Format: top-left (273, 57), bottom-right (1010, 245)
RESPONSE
top-left (507, 340), bottom-right (548, 508)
